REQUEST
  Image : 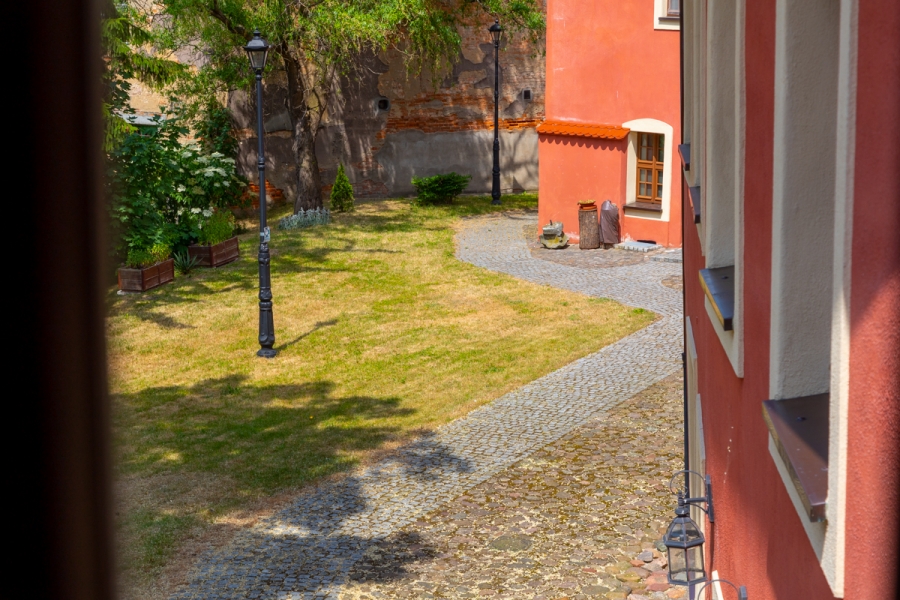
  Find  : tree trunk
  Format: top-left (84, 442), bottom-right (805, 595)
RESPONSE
top-left (292, 115), bottom-right (323, 211)
top-left (283, 50), bottom-right (324, 212)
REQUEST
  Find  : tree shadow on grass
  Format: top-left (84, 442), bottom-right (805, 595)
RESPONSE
top-left (166, 432), bottom-right (474, 598)
top-left (119, 374), bottom-right (476, 598)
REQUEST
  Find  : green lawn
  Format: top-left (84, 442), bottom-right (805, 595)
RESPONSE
top-left (108, 194), bottom-right (655, 593)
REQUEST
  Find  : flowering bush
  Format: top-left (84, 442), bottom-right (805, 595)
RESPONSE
top-left (109, 115), bottom-right (246, 256)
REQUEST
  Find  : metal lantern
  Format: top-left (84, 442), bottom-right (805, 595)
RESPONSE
top-left (488, 19), bottom-right (502, 44)
top-left (244, 29), bottom-right (270, 71)
top-left (662, 470), bottom-right (715, 586)
top-left (663, 494), bottom-right (707, 585)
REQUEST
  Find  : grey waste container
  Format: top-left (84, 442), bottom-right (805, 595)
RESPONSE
top-left (600, 200), bottom-right (620, 247)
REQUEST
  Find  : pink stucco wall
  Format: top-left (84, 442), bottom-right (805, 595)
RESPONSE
top-left (538, 0), bottom-right (682, 247)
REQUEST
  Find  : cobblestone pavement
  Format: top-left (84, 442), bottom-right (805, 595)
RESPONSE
top-left (171, 212), bottom-right (684, 600)
top-left (342, 374), bottom-right (685, 600)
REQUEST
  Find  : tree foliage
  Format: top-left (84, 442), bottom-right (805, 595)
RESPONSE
top-left (150, 0), bottom-right (545, 211)
top-left (100, 2), bottom-right (185, 150)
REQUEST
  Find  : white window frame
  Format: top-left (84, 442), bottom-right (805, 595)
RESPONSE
top-left (623, 118), bottom-right (674, 223)
top-left (766, 0), bottom-right (856, 595)
top-left (655, 0), bottom-right (681, 30)
top-left (699, 0), bottom-right (745, 378)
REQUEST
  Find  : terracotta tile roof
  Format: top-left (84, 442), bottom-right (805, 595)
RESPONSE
top-left (536, 120), bottom-right (630, 140)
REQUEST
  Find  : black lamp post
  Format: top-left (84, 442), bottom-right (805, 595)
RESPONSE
top-left (244, 30), bottom-right (277, 358)
top-left (662, 470), bottom-right (714, 586)
top-left (488, 19), bottom-right (503, 205)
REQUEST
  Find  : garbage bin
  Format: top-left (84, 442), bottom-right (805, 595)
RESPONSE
top-left (600, 200), bottom-right (620, 248)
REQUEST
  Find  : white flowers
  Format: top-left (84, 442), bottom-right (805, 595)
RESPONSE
top-left (190, 207), bottom-right (201, 214)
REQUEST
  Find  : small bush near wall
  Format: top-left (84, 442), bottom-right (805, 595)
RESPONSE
top-left (411, 173), bottom-right (472, 204)
top-left (278, 208), bottom-right (331, 230)
top-left (330, 164), bottom-right (355, 212)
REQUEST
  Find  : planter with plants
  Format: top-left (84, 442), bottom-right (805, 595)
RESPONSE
top-left (188, 210), bottom-right (239, 267)
top-left (118, 244), bottom-right (174, 292)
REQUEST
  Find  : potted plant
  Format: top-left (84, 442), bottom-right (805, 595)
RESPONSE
top-left (188, 210), bottom-right (240, 267)
top-left (118, 243), bottom-right (175, 292)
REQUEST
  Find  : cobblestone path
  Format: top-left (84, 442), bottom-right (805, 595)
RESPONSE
top-left (171, 212), bottom-right (684, 600)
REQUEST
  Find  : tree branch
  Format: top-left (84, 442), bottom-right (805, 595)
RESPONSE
top-left (208, 0), bottom-right (248, 39)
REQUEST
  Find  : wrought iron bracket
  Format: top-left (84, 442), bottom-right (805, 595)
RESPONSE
top-left (669, 470), bottom-right (714, 523)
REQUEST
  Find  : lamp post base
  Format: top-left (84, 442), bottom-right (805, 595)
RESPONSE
top-left (257, 348), bottom-right (277, 359)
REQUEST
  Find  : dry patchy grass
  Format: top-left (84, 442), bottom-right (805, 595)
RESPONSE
top-left (108, 195), bottom-right (655, 597)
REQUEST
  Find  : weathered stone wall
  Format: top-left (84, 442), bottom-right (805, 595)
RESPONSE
top-left (231, 17), bottom-right (545, 203)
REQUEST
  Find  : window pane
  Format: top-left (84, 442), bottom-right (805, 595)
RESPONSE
top-left (639, 184), bottom-right (648, 197)
top-left (668, 0), bottom-right (680, 16)
top-left (640, 147), bottom-right (650, 160)
top-left (640, 169), bottom-right (649, 182)
top-left (658, 144), bottom-right (665, 162)
top-left (657, 184), bottom-right (663, 198)
top-left (641, 133), bottom-right (650, 146)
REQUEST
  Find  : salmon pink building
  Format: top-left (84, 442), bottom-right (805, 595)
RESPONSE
top-left (680, 0), bottom-right (899, 598)
top-left (538, 0), bottom-right (683, 247)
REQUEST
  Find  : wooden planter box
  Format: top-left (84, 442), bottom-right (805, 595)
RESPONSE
top-left (118, 259), bottom-right (175, 293)
top-left (188, 236), bottom-right (240, 268)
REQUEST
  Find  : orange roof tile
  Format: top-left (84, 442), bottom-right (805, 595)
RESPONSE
top-left (536, 120), bottom-right (630, 140)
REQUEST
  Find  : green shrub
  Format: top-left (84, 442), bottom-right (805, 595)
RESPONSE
top-left (330, 164), bottom-right (355, 212)
top-left (199, 211), bottom-right (235, 245)
top-left (173, 251), bottom-right (201, 275)
top-left (411, 172), bottom-right (472, 204)
top-left (126, 243), bottom-right (170, 268)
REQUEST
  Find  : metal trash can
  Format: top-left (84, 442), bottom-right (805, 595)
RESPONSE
top-left (600, 199), bottom-right (620, 248)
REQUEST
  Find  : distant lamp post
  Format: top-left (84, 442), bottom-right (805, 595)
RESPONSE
top-left (695, 580), bottom-right (749, 600)
top-left (244, 30), bottom-right (277, 358)
top-left (488, 19), bottom-right (503, 205)
top-left (662, 470), bottom-right (714, 586)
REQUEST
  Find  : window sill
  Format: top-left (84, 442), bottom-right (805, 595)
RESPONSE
top-left (699, 266), bottom-right (734, 330)
top-left (624, 201), bottom-right (663, 213)
top-left (762, 394), bottom-right (829, 522)
top-left (678, 143), bottom-right (691, 171)
top-left (688, 186), bottom-right (701, 224)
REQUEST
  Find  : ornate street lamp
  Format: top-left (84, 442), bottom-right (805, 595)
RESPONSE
top-left (488, 19), bottom-right (503, 205)
top-left (695, 579), bottom-right (749, 600)
top-left (662, 470), bottom-right (714, 586)
top-left (244, 30), bottom-right (277, 358)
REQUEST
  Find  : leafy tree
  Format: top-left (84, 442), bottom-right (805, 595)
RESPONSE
top-left (330, 164), bottom-right (355, 212)
top-left (100, 1), bottom-right (184, 150)
top-left (152, 0), bottom-right (545, 212)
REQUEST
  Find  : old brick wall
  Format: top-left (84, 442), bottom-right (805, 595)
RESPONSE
top-left (232, 15), bottom-right (545, 203)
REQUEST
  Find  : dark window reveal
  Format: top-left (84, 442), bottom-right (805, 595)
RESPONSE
top-left (523, 89), bottom-right (532, 101)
